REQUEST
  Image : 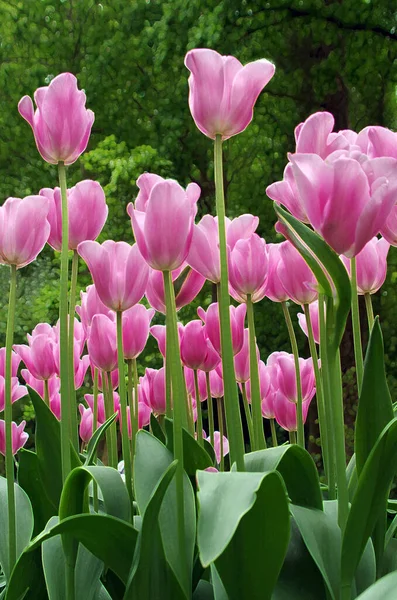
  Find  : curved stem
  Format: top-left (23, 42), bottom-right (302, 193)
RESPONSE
top-left (304, 303), bottom-right (329, 487)
top-left (241, 381), bottom-right (255, 451)
top-left (194, 369), bottom-right (203, 446)
top-left (205, 372), bottom-right (215, 448)
top-left (57, 161), bottom-right (71, 482)
top-left (217, 397), bottom-right (225, 471)
top-left (116, 311), bottom-right (133, 507)
top-left (350, 257), bottom-right (364, 394)
top-left (214, 134), bottom-right (245, 471)
top-left (5, 264), bottom-right (17, 572)
top-left (246, 295), bottom-right (266, 450)
top-left (68, 250), bottom-right (79, 452)
top-left (282, 302), bottom-right (304, 448)
top-left (364, 293), bottom-right (375, 332)
top-left (270, 419), bottom-right (278, 447)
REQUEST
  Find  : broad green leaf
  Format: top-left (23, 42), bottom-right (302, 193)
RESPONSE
top-left (346, 454), bottom-right (358, 501)
top-left (134, 430), bottom-right (196, 597)
top-left (356, 571), bottom-right (397, 599)
top-left (4, 548), bottom-right (46, 600)
top-left (0, 477), bottom-right (34, 582)
top-left (341, 417), bottom-right (397, 591)
top-left (84, 413), bottom-right (118, 466)
top-left (244, 445), bottom-right (322, 509)
top-left (125, 460), bottom-right (186, 600)
top-left (193, 580), bottom-right (214, 599)
top-left (197, 470), bottom-right (289, 600)
top-left (150, 412), bottom-right (166, 444)
top-left (17, 449), bottom-right (54, 536)
top-left (165, 418), bottom-right (214, 475)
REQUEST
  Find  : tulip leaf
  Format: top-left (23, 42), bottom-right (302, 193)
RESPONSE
top-left (164, 418), bottom-right (214, 474)
top-left (17, 449), bottom-right (55, 535)
top-left (150, 412), bottom-right (166, 444)
top-left (244, 445), bottom-right (322, 510)
top-left (27, 386), bottom-right (81, 510)
top-left (134, 430), bottom-right (196, 597)
top-left (355, 572), bottom-right (397, 599)
top-left (4, 547), bottom-right (46, 600)
top-left (84, 413), bottom-right (118, 466)
top-left (197, 470), bottom-right (290, 600)
top-left (341, 417), bottom-right (397, 591)
top-left (192, 580), bottom-right (214, 599)
top-left (0, 477), bottom-right (34, 583)
top-left (125, 460), bottom-right (186, 599)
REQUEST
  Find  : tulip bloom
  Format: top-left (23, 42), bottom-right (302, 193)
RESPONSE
top-left (265, 243), bottom-right (290, 303)
top-left (0, 196), bottom-right (50, 268)
top-left (228, 233), bottom-right (268, 303)
top-left (18, 72), bottom-right (94, 165)
top-left (14, 334), bottom-right (57, 381)
top-left (87, 315), bottom-right (118, 373)
top-left (185, 48), bottom-right (275, 140)
top-left (278, 241), bottom-right (318, 305)
top-left (209, 369), bottom-right (224, 398)
top-left (0, 348), bottom-right (21, 378)
top-left (85, 392), bottom-right (120, 424)
top-left (40, 180), bottom-right (108, 251)
top-left (341, 237), bottom-right (390, 295)
top-left (78, 240), bottom-right (149, 312)
top-left (297, 301), bottom-right (320, 345)
top-left (180, 320), bottom-right (219, 371)
top-left (381, 206), bottom-right (397, 246)
top-left (294, 111), bottom-right (352, 158)
top-left (139, 368), bottom-right (166, 415)
top-left (266, 163), bottom-right (309, 223)
top-left (145, 264), bottom-right (205, 314)
top-left (184, 367), bottom-right (207, 402)
top-left (0, 420), bottom-right (28, 456)
top-left (208, 431), bottom-right (230, 464)
top-left (76, 285), bottom-right (115, 333)
top-left (150, 323), bottom-right (184, 358)
top-left (0, 377), bottom-right (27, 412)
top-left (122, 304), bottom-right (155, 360)
top-left (79, 405), bottom-right (99, 443)
top-left (124, 403), bottom-right (152, 439)
top-left (245, 360), bottom-right (275, 419)
top-left (197, 303), bottom-right (246, 356)
top-left (234, 329), bottom-right (260, 383)
top-left (21, 370), bottom-right (60, 417)
top-left (128, 178), bottom-right (200, 271)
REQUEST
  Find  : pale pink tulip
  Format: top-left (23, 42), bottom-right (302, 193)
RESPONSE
top-left (277, 241), bottom-right (318, 305)
top-left (145, 264), bottom-right (205, 314)
top-left (0, 377), bottom-right (27, 412)
top-left (87, 315), bottom-right (118, 373)
top-left (0, 420), bottom-right (28, 455)
top-left (265, 243), bottom-right (290, 303)
top-left (85, 392), bottom-right (120, 424)
top-left (341, 237), bottom-right (390, 295)
top-left (14, 334), bottom-right (57, 381)
top-left (0, 348), bottom-right (21, 378)
top-left (122, 304), bottom-right (155, 360)
top-left (297, 301), bottom-right (320, 344)
top-left (197, 303), bottom-right (246, 356)
top-left (76, 285), bottom-right (115, 333)
top-left (228, 233), bottom-right (268, 303)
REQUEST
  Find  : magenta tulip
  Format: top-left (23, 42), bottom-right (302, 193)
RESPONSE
top-left (95, 367), bottom-right (119, 392)
top-left (197, 302), bottom-right (246, 356)
top-left (122, 304), bottom-right (155, 360)
top-left (0, 420), bottom-right (28, 456)
top-left (76, 285), bottom-right (115, 333)
top-left (87, 315), bottom-right (118, 372)
top-left (145, 263), bottom-right (205, 314)
top-left (209, 369), bottom-right (224, 398)
top-left (228, 233), bottom-right (268, 303)
top-left (341, 237), bottom-right (390, 295)
top-left (0, 196), bottom-right (50, 268)
top-left (265, 243), bottom-right (290, 303)
top-left (0, 348), bottom-right (21, 378)
top-left (150, 323), bottom-right (184, 358)
top-left (277, 241), bottom-right (318, 305)
top-left (0, 377), bottom-right (27, 412)
top-left (18, 72), bottom-right (94, 165)
top-left (184, 367), bottom-right (207, 402)
top-left (40, 180), bottom-right (108, 251)
top-left (123, 403), bottom-right (152, 439)
top-left (268, 351), bottom-right (316, 405)
top-left (78, 405), bottom-right (99, 443)
top-left (85, 392), bottom-right (120, 424)
top-left (180, 320), bottom-right (216, 371)
top-left (78, 240), bottom-right (149, 312)
top-left (128, 178), bottom-right (200, 271)
top-left (139, 368), bottom-right (166, 414)
top-left (14, 334), bottom-right (57, 381)
top-left (185, 48), bottom-right (275, 140)
top-left (234, 329), bottom-right (260, 383)
top-left (297, 301), bottom-right (320, 344)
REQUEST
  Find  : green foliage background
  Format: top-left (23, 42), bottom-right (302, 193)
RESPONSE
top-left (0, 0), bottom-right (397, 453)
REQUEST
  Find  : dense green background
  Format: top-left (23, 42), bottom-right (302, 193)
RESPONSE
top-left (1, 0), bottom-right (397, 453)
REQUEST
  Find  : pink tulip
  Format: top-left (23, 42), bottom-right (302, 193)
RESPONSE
top-left (180, 320), bottom-right (218, 371)
top-left (268, 351), bottom-right (316, 405)
top-left (265, 243), bottom-right (290, 303)
top-left (0, 376), bottom-right (27, 412)
top-left (14, 334), bottom-right (57, 381)
top-left (341, 237), bottom-right (390, 295)
top-left (121, 403), bottom-right (152, 439)
top-left (297, 301), bottom-right (320, 344)
top-left (94, 367), bottom-right (119, 392)
top-left (294, 112), bottom-right (352, 158)
top-left (0, 196), bottom-right (50, 268)
top-left (53, 317), bottom-right (86, 357)
top-left (128, 178), bottom-right (200, 271)
top-left (185, 48), bottom-right (275, 140)
top-left (245, 360), bottom-right (273, 411)
top-left (18, 72), bottom-right (94, 165)
top-left (27, 322), bottom-right (57, 344)
top-left (78, 240), bottom-right (149, 312)
top-left (197, 302), bottom-right (246, 356)
top-left (184, 367), bottom-right (207, 402)
top-left (40, 180), bottom-right (108, 251)
top-left (290, 153), bottom-right (397, 257)
top-left (234, 329), bottom-right (260, 383)
top-left (228, 233), bottom-right (268, 303)
top-left (150, 323), bottom-right (184, 358)
top-left (209, 369), bottom-right (224, 398)
top-left (145, 263), bottom-right (205, 314)
top-left (85, 392), bottom-right (120, 424)
top-left (266, 163), bottom-right (309, 223)
top-left (187, 214), bottom-right (259, 283)
top-left (356, 125), bottom-right (397, 159)
top-left (380, 206), bottom-right (397, 246)
top-left (74, 354), bottom-right (90, 389)
top-left (140, 368), bottom-right (166, 415)
top-left (87, 315), bottom-right (118, 373)
top-left (0, 348), bottom-right (21, 378)
top-left (134, 173), bottom-right (166, 211)
top-left (79, 405), bottom-right (100, 443)
top-left (121, 305), bottom-right (155, 360)
top-left (76, 285), bottom-right (115, 333)
top-left (21, 369), bottom-right (59, 399)
top-left (277, 241), bottom-right (318, 305)
top-left (0, 420), bottom-right (28, 455)
top-left (209, 431), bottom-right (230, 464)
top-left (273, 393), bottom-right (312, 433)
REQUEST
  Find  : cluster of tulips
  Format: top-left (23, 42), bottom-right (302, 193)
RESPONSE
top-left (1, 47), bottom-right (397, 600)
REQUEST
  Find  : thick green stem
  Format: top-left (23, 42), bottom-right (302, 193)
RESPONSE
top-left (93, 368), bottom-right (99, 512)
top-left (165, 320), bottom-right (172, 418)
top-left (214, 134), bottom-right (245, 471)
top-left (241, 381), bottom-right (255, 451)
top-left (104, 371), bottom-right (117, 469)
top-left (246, 295), bottom-right (266, 450)
top-left (304, 303), bottom-right (329, 487)
top-left (5, 264), bottom-right (17, 572)
top-left (205, 372), bottom-right (215, 448)
top-left (58, 161), bottom-right (72, 482)
top-left (364, 293), bottom-right (375, 332)
top-left (270, 419), bottom-right (278, 447)
top-left (163, 270), bottom-right (188, 589)
top-left (350, 257), bottom-right (364, 394)
top-left (68, 250), bottom-right (79, 452)
top-left (44, 379), bottom-right (50, 407)
top-left (194, 370), bottom-right (203, 446)
top-left (132, 358), bottom-right (139, 440)
top-left (217, 397), bottom-right (225, 471)
top-left (282, 302), bottom-right (304, 448)
top-left (116, 311), bottom-right (133, 508)
top-left (289, 430), bottom-right (297, 445)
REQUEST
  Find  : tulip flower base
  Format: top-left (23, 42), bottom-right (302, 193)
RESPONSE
top-left (1, 50), bottom-right (397, 600)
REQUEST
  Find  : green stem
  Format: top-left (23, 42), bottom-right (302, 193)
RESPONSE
top-left (68, 250), bottom-right (79, 452)
top-left (132, 358), bottom-right (139, 440)
top-left (165, 321), bottom-right (172, 418)
top-left (5, 264), bottom-right (17, 572)
top-left (217, 397), bottom-right (225, 471)
top-left (246, 295), bottom-right (266, 450)
top-left (214, 134), bottom-right (245, 471)
top-left (93, 368), bottom-right (99, 513)
top-left (282, 302), bottom-right (304, 448)
top-left (364, 293), bottom-right (375, 332)
top-left (116, 311), bottom-right (133, 508)
top-left (350, 257), bottom-right (364, 395)
top-left (205, 372), bottom-right (215, 448)
top-left (103, 371), bottom-right (117, 468)
top-left (289, 430), bottom-right (297, 445)
top-left (304, 303), bottom-right (329, 487)
top-left (57, 161), bottom-right (72, 483)
top-left (270, 419), bottom-right (278, 447)
top-left (44, 379), bottom-right (50, 407)
top-left (241, 381), bottom-right (255, 451)
top-left (194, 370), bottom-right (203, 446)
top-left (163, 270), bottom-right (188, 589)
